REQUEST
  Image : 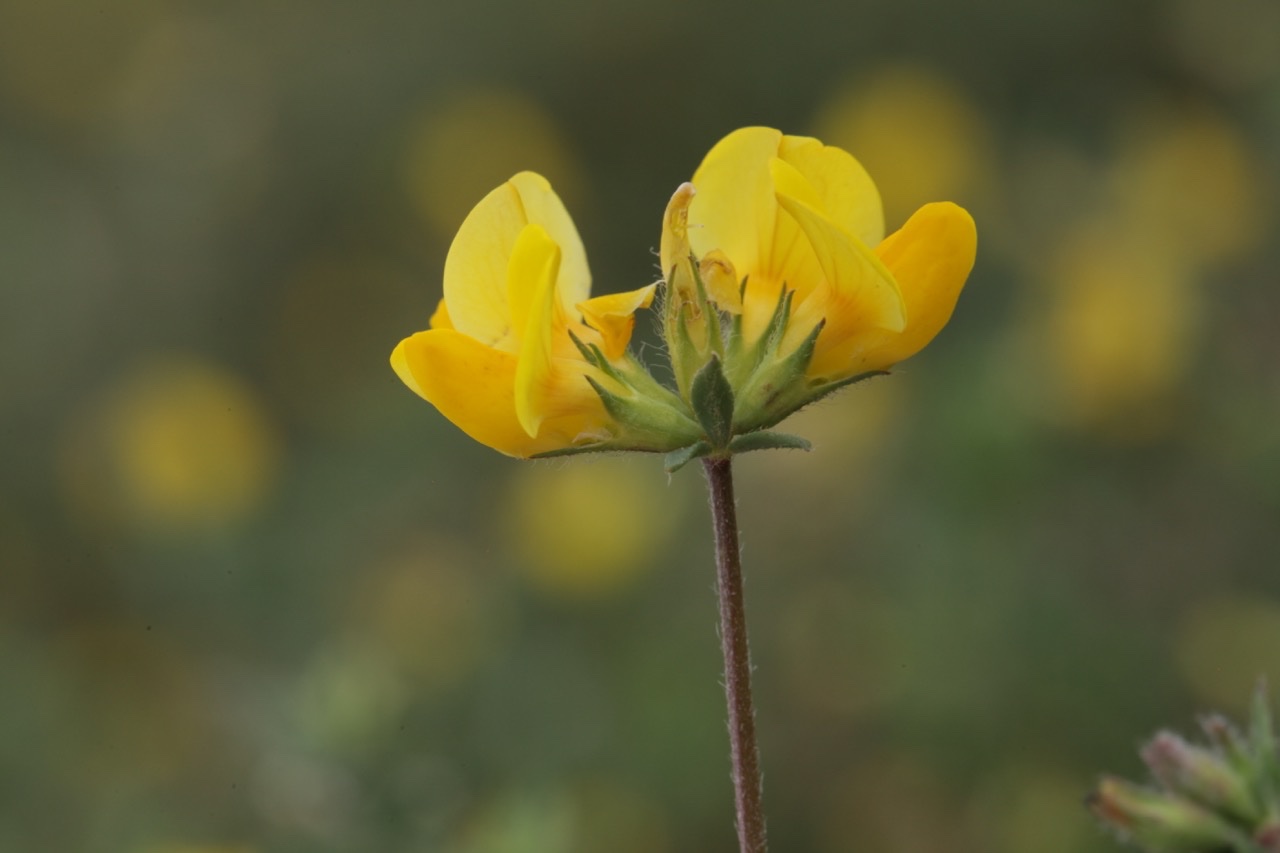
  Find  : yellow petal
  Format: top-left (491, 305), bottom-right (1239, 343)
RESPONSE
top-left (443, 172), bottom-right (589, 350)
top-left (443, 180), bottom-right (526, 348)
top-left (777, 134), bottom-right (884, 247)
top-left (698, 250), bottom-right (743, 313)
top-left (773, 173), bottom-right (906, 351)
top-left (859, 202), bottom-right (976, 371)
top-left (768, 155), bottom-right (825, 210)
top-left (687, 129), bottom-right (885, 288)
top-left (429, 298), bottom-right (453, 330)
top-left (393, 329), bottom-right (529, 455)
top-left (511, 224), bottom-right (565, 437)
top-left (577, 283), bottom-right (658, 361)
top-left (394, 329), bottom-right (603, 458)
top-left (390, 339), bottom-right (425, 399)
top-left (763, 157), bottom-right (828, 297)
top-left (687, 127), bottom-right (784, 277)
top-left (506, 223), bottom-right (558, 344)
top-left (508, 172), bottom-right (591, 311)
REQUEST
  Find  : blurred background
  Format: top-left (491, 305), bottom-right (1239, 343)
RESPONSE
top-left (2, 0), bottom-right (1278, 850)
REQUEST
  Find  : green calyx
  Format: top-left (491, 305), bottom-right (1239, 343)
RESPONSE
top-left (531, 335), bottom-right (702, 461)
top-left (660, 354), bottom-right (814, 472)
top-left (562, 249), bottom-right (888, 468)
top-left (663, 250), bottom-right (723, 400)
top-left (727, 284), bottom-right (888, 434)
top-left (654, 256), bottom-right (884, 470)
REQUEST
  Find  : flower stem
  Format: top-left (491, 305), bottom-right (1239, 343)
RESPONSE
top-left (701, 455), bottom-right (768, 853)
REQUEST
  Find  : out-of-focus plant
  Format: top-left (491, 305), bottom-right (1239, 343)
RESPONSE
top-left (1091, 682), bottom-right (1280, 853)
top-left (390, 126), bottom-right (976, 852)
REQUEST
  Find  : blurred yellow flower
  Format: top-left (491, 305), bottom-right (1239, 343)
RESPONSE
top-left (1111, 106), bottom-right (1266, 265)
top-left (60, 356), bottom-right (279, 531)
top-left (812, 66), bottom-right (990, 227)
top-left (391, 172), bottom-right (694, 457)
top-left (1004, 102), bottom-right (1260, 441)
top-left (406, 88), bottom-right (584, 240)
top-left (1041, 223), bottom-right (1198, 435)
top-left (675, 127), bottom-right (976, 383)
top-left (505, 457), bottom-right (678, 599)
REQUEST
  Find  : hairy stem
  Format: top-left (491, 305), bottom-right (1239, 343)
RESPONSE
top-left (702, 455), bottom-right (768, 853)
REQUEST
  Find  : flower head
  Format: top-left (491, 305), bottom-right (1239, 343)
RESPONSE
top-left (391, 172), bottom-right (695, 458)
top-left (661, 127), bottom-right (977, 436)
top-left (686, 127), bottom-right (975, 375)
top-left (393, 129), bottom-right (976, 468)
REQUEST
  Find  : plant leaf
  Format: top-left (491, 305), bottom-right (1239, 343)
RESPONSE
top-left (664, 441), bottom-right (712, 473)
top-left (729, 431), bottom-right (812, 455)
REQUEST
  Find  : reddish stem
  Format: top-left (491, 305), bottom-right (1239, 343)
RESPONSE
top-left (702, 456), bottom-right (768, 853)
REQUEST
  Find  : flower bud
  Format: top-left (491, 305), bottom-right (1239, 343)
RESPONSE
top-left (1088, 777), bottom-right (1248, 852)
top-left (660, 183), bottom-right (719, 398)
top-left (1142, 731), bottom-right (1262, 824)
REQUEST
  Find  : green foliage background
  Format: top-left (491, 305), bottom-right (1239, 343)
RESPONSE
top-left (2, 0), bottom-right (1279, 850)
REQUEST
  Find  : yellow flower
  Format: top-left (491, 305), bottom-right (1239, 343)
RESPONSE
top-left (679, 126), bottom-right (977, 383)
top-left (392, 172), bottom-right (691, 458)
top-left (393, 130), bottom-right (976, 465)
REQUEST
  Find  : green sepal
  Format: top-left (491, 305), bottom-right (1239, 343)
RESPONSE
top-left (1249, 680), bottom-right (1275, 760)
top-left (566, 330), bottom-right (630, 386)
top-left (618, 354), bottom-right (695, 414)
top-left (690, 355), bottom-right (735, 449)
top-left (727, 313), bottom-right (745, 362)
top-left (530, 365), bottom-right (702, 459)
top-left (802, 369), bottom-right (889, 408)
top-left (531, 442), bottom-right (637, 460)
top-left (586, 375), bottom-right (633, 422)
top-left (687, 251), bottom-right (724, 356)
top-left (763, 289), bottom-right (797, 356)
top-left (729, 285), bottom-right (793, 386)
top-left (729, 431), bottom-right (812, 455)
top-left (588, 342), bottom-right (628, 385)
top-left (567, 329), bottom-right (600, 365)
top-left (1250, 680), bottom-right (1280, 800)
top-left (730, 318), bottom-right (825, 435)
top-left (664, 441), bottom-right (712, 473)
top-left (669, 308), bottom-right (702, 399)
top-left (780, 317), bottom-right (822, 374)
top-left (1201, 715), bottom-right (1255, 778)
top-left (583, 375), bottom-right (702, 451)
